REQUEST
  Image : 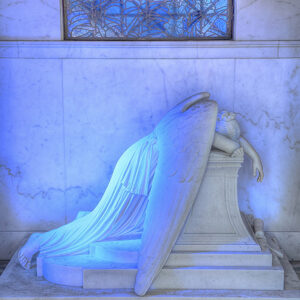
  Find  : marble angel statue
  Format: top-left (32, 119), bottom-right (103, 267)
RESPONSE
top-left (18, 92), bottom-right (263, 295)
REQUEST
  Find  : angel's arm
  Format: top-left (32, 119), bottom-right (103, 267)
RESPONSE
top-left (212, 133), bottom-right (264, 182)
top-left (239, 136), bottom-right (264, 182)
top-left (213, 132), bottom-right (240, 154)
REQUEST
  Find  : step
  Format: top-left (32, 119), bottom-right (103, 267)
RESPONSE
top-left (38, 255), bottom-right (284, 291)
top-left (89, 240), bottom-right (272, 267)
top-left (84, 265), bottom-right (284, 290)
top-left (89, 239), bottom-right (140, 264)
top-left (167, 251), bottom-right (272, 267)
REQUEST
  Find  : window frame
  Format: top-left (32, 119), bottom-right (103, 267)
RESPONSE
top-left (62, 0), bottom-right (234, 41)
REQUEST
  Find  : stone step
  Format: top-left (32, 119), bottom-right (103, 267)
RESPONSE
top-left (89, 240), bottom-right (140, 264)
top-left (84, 265), bottom-right (284, 290)
top-left (38, 255), bottom-right (284, 291)
top-left (89, 240), bottom-right (272, 267)
top-left (167, 251), bottom-right (272, 267)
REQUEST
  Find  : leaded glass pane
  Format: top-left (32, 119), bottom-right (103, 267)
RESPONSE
top-left (63, 0), bottom-right (233, 40)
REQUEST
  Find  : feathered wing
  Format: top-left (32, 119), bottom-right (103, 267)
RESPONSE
top-left (134, 97), bottom-right (218, 296)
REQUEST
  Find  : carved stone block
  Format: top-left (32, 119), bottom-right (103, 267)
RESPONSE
top-left (175, 150), bottom-right (260, 252)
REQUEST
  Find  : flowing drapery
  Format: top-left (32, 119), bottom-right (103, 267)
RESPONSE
top-left (37, 132), bottom-right (158, 258)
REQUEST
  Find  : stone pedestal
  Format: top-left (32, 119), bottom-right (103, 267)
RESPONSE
top-left (36, 150), bottom-right (284, 291)
top-left (174, 150), bottom-right (260, 252)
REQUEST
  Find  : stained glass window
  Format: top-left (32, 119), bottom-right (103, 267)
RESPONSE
top-left (63, 0), bottom-right (233, 40)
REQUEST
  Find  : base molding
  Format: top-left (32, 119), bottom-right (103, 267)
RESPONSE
top-left (36, 246), bottom-right (283, 291)
top-left (0, 251), bottom-right (300, 300)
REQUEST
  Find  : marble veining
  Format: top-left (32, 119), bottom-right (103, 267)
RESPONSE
top-left (0, 0), bottom-right (61, 40)
top-left (235, 0), bottom-right (300, 40)
top-left (235, 59), bottom-right (300, 234)
top-left (0, 51), bottom-right (299, 261)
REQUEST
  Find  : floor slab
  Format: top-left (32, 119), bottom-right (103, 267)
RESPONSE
top-left (1, 251), bottom-right (300, 300)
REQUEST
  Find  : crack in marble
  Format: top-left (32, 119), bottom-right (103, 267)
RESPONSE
top-left (0, 14), bottom-right (15, 20)
top-left (237, 110), bottom-right (292, 131)
top-left (276, 0), bottom-right (300, 9)
top-left (154, 60), bottom-right (170, 109)
top-left (291, 65), bottom-right (300, 80)
top-left (0, 163), bottom-right (99, 201)
top-left (288, 87), bottom-right (299, 98)
top-left (5, 1), bottom-right (25, 7)
top-left (40, 0), bottom-right (59, 11)
top-left (283, 135), bottom-right (300, 151)
top-left (236, 110), bottom-right (299, 150)
top-left (0, 164), bottom-right (21, 178)
top-left (239, 0), bottom-right (259, 11)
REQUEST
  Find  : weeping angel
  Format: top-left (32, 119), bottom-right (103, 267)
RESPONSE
top-left (18, 92), bottom-right (263, 296)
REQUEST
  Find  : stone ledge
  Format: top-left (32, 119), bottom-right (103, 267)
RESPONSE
top-left (0, 251), bottom-right (299, 300)
top-left (0, 41), bottom-right (300, 59)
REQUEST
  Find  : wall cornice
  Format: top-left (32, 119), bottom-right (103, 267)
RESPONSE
top-left (0, 41), bottom-right (300, 59)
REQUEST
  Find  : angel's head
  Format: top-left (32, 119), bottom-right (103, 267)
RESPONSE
top-left (217, 110), bottom-right (236, 122)
top-left (216, 110), bottom-right (240, 141)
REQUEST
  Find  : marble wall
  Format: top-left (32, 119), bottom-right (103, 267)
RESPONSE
top-left (0, 41), bottom-right (299, 260)
top-left (0, 0), bottom-right (61, 40)
top-left (235, 0), bottom-right (300, 41)
top-left (1, 0), bottom-right (300, 41)
top-left (0, 0), bottom-right (299, 261)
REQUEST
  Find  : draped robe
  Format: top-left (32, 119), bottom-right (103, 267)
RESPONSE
top-left (36, 94), bottom-right (218, 295)
top-left (38, 133), bottom-right (158, 257)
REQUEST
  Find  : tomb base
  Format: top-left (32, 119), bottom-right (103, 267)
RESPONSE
top-left (37, 247), bottom-right (283, 291)
top-left (35, 151), bottom-right (284, 292)
top-left (1, 251), bottom-right (299, 300)
top-left (174, 150), bottom-right (259, 252)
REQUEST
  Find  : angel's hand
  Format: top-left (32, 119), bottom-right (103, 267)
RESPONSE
top-left (231, 147), bottom-right (244, 158)
top-left (253, 159), bottom-right (264, 182)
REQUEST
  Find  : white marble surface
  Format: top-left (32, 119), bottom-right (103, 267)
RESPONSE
top-left (0, 0), bottom-right (61, 40)
top-left (270, 232), bottom-right (300, 261)
top-left (0, 43), bottom-right (299, 260)
top-left (235, 0), bottom-right (300, 41)
top-left (1, 252), bottom-right (299, 300)
top-left (279, 42), bottom-right (300, 58)
top-left (0, 233), bottom-right (29, 259)
top-left (62, 59), bottom-right (235, 223)
top-left (176, 151), bottom-right (259, 251)
top-left (235, 59), bottom-right (300, 233)
top-left (37, 148), bottom-right (280, 292)
top-left (85, 266), bottom-right (284, 290)
top-left (1, 41), bottom-right (300, 59)
top-left (90, 240), bottom-right (273, 267)
top-left (0, 58), bottom-right (65, 259)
